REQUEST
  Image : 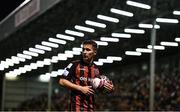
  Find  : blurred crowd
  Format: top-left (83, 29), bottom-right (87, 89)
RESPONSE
top-left (15, 67), bottom-right (180, 111)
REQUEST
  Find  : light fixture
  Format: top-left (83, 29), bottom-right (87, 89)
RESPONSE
top-left (97, 14), bottom-right (119, 23)
top-left (74, 25), bottom-right (95, 33)
top-left (175, 37), bottom-right (180, 42)
top-left (136, 48), bottom-right (152, 53)
top-left (29, 47), bottom-right (45, 54)
top-left (11, 56), bottom-right (26, 62)
top-left (126, 0), bottom-right (151, 9)
top-left (138, 23), bottom-right (160, 29)
top-left (111, 33), bottom-right (131, 38)
top-left (85, 20), bottom-right (106, 28)
top-left (147, 45), bottom-right (165, 50)
top-left (17, 53), bottom-right (32, 60)
top-left (160, 41), bottom-right (178, 47)
top-left (173, 11), bottom-right (180, 15)
top-left (41, 41), bottom-right (59, 48)
top-left (124, 28), bottom-right (145, 34)
top-left (35, 44), bottom-right (52, 51)
top-left (72, 47), bottom-right (82, 52)
top-left (65, 30), bottom-right (84, 37)
top-left (48, 38), bottom-right (66, 45)
top-left (94, 61), bottom-right (103, 66)
top-left (110, 8), bottom-right (133, 17)
top-left (23, 50), bottom-right (39, 57)
top-left (56, 34), bottom-right (75, 41)
top-left (95, 41), bottom-right (108, 46)
top-left (100, 37), bottom-right (119, 42)
top-left (98, 59), bottom-right (113, 63)
top-left (107, 56), bottom-right (122, 61)
top-left (156, 18), bottom-right (179, 23)
top-left (125, 51), bottom-right (142, 56)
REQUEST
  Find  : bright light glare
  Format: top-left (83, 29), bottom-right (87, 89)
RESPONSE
top-left (85, 20), bottom-right (106, 28)
top-left (124, 28), bottom-right (145, 34)
top-left (100, 37), bottom-right (119, 42)
top-left (97, 15), bottom-right (119, 23)
top-left (110, 8), bottom-right (133, 17)
top-left (156, 18), bottom-right (179, 23)
top-left (126, 0), bottom-right (151, 9)
top-left (75, 25), bottom-right (95, 33)
top-left (56, 34), bottom-right (75, 41)
top-left (65, 30), bottom-right (84, 37)
top-left (125, 51), bottom-right (142, 56)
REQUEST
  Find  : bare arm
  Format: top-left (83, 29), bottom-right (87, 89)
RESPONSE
top-left (59, 78), bottom-right (94, 95)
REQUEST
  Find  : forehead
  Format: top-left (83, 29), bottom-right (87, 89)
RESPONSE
top-left (83, 44), bottom-right (94, 49)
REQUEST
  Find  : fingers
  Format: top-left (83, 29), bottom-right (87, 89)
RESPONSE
top-left (104, 81), bottom-right (114, 91)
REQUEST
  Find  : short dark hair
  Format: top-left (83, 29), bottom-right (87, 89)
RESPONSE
top-left (82, 40), bottom-right (98, 51)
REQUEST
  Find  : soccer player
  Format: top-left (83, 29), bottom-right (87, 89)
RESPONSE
top-left (59, 40), bottom-right (114, 111)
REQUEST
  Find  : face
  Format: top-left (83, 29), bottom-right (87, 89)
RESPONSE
top-left (82, 44), bottom-right (96, 64)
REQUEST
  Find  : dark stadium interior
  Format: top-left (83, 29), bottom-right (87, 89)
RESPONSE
top-left (0, 0), bottom-right (180, 111)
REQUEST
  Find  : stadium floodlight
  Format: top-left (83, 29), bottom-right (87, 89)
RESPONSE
top-left (160, 41), bottom-right (178, 47)
top-left (126, 0), bottom-right (151, 9)
top-left (173, 11), bottom-right (180, 15)
top-left (94, 61), bottom-right (103, 66)
top-left (97, 14), bottom-right (119, 23)
top-left (125, 51), bottom-right (142, 56)
top-left (136, 48), bottom-right (152, 53)
top-left (124, 28), bottom-right (145, 34)
top-left (107, 56), bottom-right (122, 61)
top-left (56, 34), bottom-right (75, 41)
top-left (65, 30), bottom-right (84, 37)
top-left (48, 38), bottom-right (66, 45)
top-left (147, 45), bottom-right (165, 50)
top-left (17, 53), bottom-right (32, 60)
top-left (23, 50), bottom-right (39, 57)
top-left (41, 41), bottom-right (59, 48)
top-left (95, 41), bottom-right (108, 46)
top-left (110, 8), bottom-right (133, 17)
top-left (85, 20), bottom-right (106, 28)
top-left (175, 37), bottom-right (180, 42)
top-left (138, 23), bottom-right (160, 29)
top-left (75, 25), bottom-right (95, 33)
top-left (111, 33), bottom-right (131, 38)
top-left (35, 45), bottom-right (52, 51)
top-left (100, 37), bottom-right (119, 42)
top-left (156, 18), bottom-right (179, 23)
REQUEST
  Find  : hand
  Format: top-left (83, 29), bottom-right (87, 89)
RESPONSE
top-left (79, 86), bottom-right (95, 95)
top-left (104, 81), bottom-right (114, 92)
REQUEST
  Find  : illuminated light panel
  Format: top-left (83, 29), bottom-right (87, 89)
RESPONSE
top-left (23, 50), bottom-right (39, 57)
top-left (138, 23), bottom-right (160, 29)
top-left (72, 47), bottom-right (82, 52)
top-left (41, 41), bottom-right (59, 48)
top-left (94, 61), bottom-right (103, 66)
top-left (111, 33), bottom-right (131, 38)
top-left (175, 37), bottom-right (180, 42)
top-left (124, 28), bottom-right (145, 34)
top-left (95, 41), bottom-right (108, 46)
top-left (125, 51), bottom-right (142, 56)
top-left (97, 14), bottom-right (119, 23)
top-left (99, 59), bottom-right (113, 63)
top-left (173, 11), bottom-right (180, 15)
top-left (85, 20), bottom-right (106, 28)
top-left (160, 41), bottom-right (178, 47)
top-left (147, 45), bottom-right (165, 50)
top-left (126, 0), bottom-right (151, 9)
top-left (107, 56), bottom-right (122, 61)
top-left (48, 38), bottom-right (66, 45)
top-left (75, 25), bottom-right (95, 33)
top-left (29, 48), bottom-right (45, 54)
top-left (35, 45), bottom-right (52, 51)
top-left (100, 37), bottom-right (119, 42)
top-left (65, 30), bottom-right (84, 37)
top-left (156, 18), bottom-right (179, 23)
top-left (11, 56), bottom-right (25, 62)
top-left (136, 48), bottom-right (152, 53)
top-left (56, 34), bottom-right (75, 41)
top-left (110, 8), bottom-right (133, 17)
top-left (17, 53), bottom-right (32, 60)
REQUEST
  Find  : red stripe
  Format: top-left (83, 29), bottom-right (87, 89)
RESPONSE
top-left (83, 66), bottom-right (89, 111)
top-left (76, 64), bottom-right (80, 111)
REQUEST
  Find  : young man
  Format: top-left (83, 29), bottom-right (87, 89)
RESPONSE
top-left (59, 40), bottom-right (114, 111)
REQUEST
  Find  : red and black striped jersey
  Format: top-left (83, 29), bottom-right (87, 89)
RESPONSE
top-left (61, 59), bottom-right (102, 111)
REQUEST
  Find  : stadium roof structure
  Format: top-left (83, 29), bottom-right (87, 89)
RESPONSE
top-left (0, 0), bottom-right (180, 76)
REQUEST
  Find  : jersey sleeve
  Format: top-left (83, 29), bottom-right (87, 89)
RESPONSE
top-left (60, 63), bottom-right (76, 81)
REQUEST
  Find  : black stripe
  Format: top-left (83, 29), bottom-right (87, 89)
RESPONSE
top-left (80, 63), bottom-right (84, 111)
top-left (87, 65), bottom-right (91, 111)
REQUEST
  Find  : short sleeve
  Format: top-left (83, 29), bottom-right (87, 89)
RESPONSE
top-left (60, 63), bottom-right (76, 81)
